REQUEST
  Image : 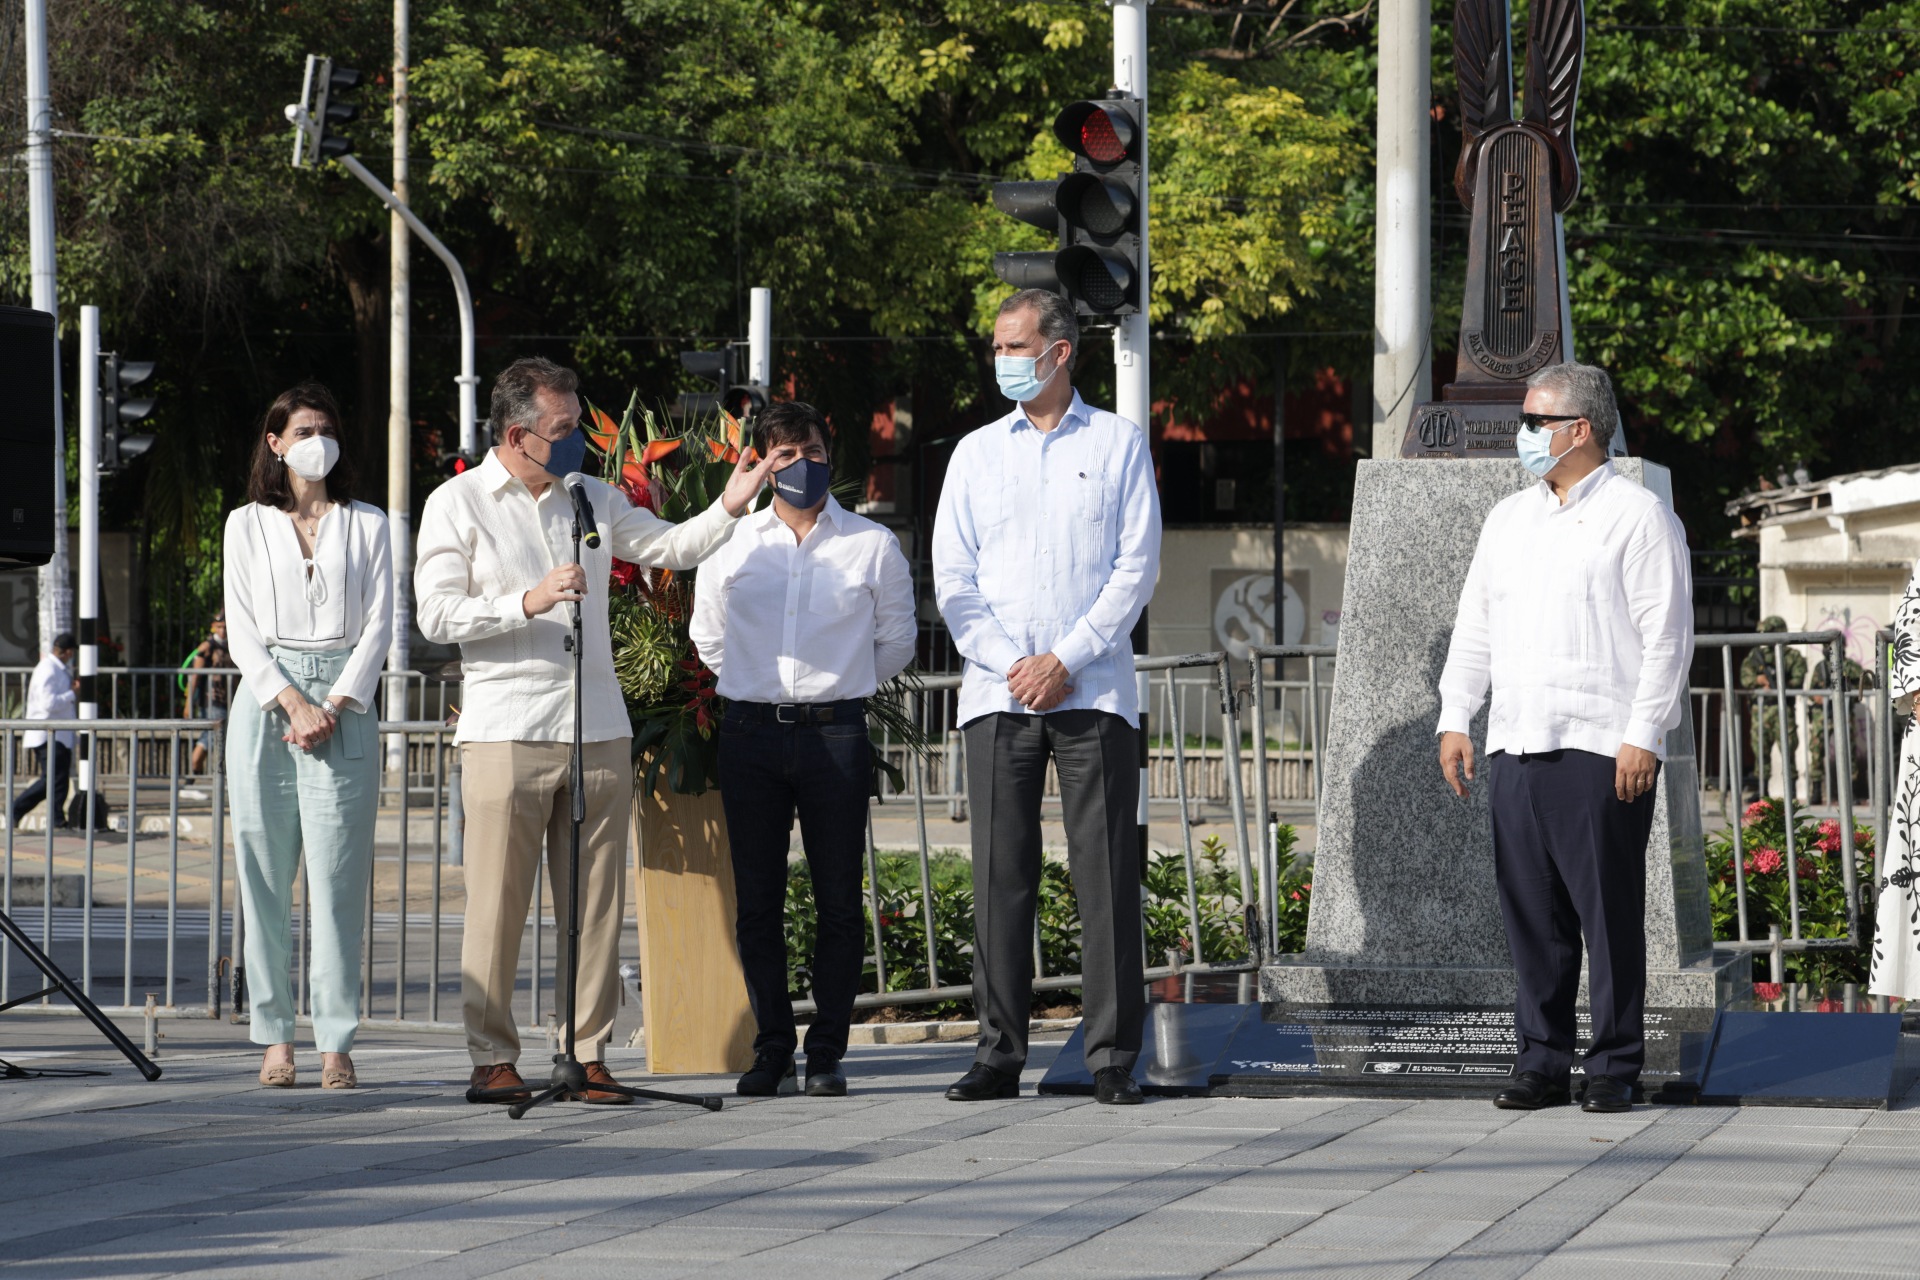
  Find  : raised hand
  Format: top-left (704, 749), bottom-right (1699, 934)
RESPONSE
top-left (721, 446), bottom-right (780, 518)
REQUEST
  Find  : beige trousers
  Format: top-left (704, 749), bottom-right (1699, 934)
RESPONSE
top-left (459, 738), bottom-right (634, 1066)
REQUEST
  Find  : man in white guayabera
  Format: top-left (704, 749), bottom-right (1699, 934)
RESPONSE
top-left (1437, 360), bottom-right (1693, 1116)
top-left (933, 288), bottom-right (1161, 1107)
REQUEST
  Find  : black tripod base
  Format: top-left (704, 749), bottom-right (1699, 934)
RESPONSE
top-left (0, 907), bottom-right (161, 1082)
top-left (499, 1053), bottom-right (724, 1119)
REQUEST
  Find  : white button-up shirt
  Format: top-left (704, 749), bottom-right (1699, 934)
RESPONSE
top-left (689, 497), bottom-right (917, 704)
top-left (933, 390), bottom-right (1161, 727)
top-left (1437, 461), bottom-right (1694, 760)
top-left (23, 651), bottom-right (75, 751)
top-left (414, 450), bottom-right (740, 744)
top-left (223, 500), bottom-right (394, 712)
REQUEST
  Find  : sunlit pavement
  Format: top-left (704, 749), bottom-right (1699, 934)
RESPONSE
top-left (3, 1013), bottom-right (1918, 1279)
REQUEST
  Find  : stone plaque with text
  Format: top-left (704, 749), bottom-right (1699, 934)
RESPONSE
top-left (1209, 1002), bottom-right (1713, 1096)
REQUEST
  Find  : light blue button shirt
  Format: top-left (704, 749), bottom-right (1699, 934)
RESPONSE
top-left (933, 389), bottom-right (1162, 727)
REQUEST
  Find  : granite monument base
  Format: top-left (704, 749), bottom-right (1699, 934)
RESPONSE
top-left (1208, 1001), bottom-right (1717, 1099)
top-left (1262, 458), bottom-right (1734, 1013)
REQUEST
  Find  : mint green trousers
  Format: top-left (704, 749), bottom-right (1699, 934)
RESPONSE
top-left (228, 647), bottom-right (378, 1052)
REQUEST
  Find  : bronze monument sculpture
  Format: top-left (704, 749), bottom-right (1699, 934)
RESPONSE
top-left (1402, 0), bottom-right (1598, 459)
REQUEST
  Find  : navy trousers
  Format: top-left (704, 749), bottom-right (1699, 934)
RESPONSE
top-left (1488, 748), bottom-right (1659, 1085)
top-left (717, 702), bottom-right (871, 1064)
top-left (11, 742), bottom-right (71, 827)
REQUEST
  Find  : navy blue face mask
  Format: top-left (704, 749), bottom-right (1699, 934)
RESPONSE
top-left (773, 456), bottom-right (831, 509)
top-left (530, 428), bottom-right (588, 480)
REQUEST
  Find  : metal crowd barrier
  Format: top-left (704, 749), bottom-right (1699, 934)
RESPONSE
top-left (0, 666), bottom-right (460, 727)
top-left (0, 632), bottom-right (1900, 1031)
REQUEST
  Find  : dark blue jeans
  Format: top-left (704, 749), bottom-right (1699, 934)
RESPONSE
top-left (717, 703), bottom-right (871, 1063)
top-left (12, 742), bottom-right (71, 826)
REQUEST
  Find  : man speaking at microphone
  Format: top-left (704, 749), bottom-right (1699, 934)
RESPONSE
top-left (417, 356), bottom-right (774, 1104)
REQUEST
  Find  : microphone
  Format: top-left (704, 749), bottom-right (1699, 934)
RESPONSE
top-left (563, 473), bottom-right (602, 549)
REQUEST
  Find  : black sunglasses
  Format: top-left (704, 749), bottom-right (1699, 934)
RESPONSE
top-left (1519, 412), bottom-right (1584, 430)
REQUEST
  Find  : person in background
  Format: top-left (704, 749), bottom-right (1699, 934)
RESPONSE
top-left (225, 382), bottom-right (393, 1091)
top-left (1740, 616), bottom-right (1805, 800)
top-left (690, 400), bottom-right (916, 1099)
top-left (186, 611), bottom-right (235, 777)
top-left (11, 632), bottom-right (77, 831)
top-left (932, 288), bottom-right (1162, 1107)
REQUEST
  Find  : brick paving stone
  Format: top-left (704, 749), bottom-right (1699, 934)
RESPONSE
top-left (759, 1228), bottom-right (992, 1267)
top-left (11, 1031), bottom-right (1920, 1279)
top-left (1091, 1206), bottom-right (1318, 1245)
top-left (569, 1224), bottom-right (820, 1260)
top-left (1283, 1215), bottom-right (1487, 1254)
top-left (1552, 1219), bottom-right (1771, 1266)
top-left (1523, 1259), bottom-right (1726, 1280)
top-left (1407, 1253), bottom-right (1545, 1280)
top-left (1210, 1243), bottom-right (1435, 1278)
top-left (1014, 1234), bottom-right (1265, 1275)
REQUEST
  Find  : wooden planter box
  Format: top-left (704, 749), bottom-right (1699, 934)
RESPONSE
top-left (630, 783), bottom-right (756, 1075)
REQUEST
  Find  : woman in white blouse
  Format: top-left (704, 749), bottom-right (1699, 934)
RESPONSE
top-left (224, 383), bottom-right (392, 1090)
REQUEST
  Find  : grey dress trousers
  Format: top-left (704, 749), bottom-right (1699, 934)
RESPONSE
top-left (964, 707), bottom-right (1144, 1075)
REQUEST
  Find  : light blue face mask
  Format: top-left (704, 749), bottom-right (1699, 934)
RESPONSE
top-left (1514, 422), bottom-right (1572, 479)
top-left (995, 344), bottom-right (1064, 403)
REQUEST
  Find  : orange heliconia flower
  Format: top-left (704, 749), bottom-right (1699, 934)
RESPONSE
top-left (586, 406), bottom-right (620, 452)
top-left (640, 438), bottom-right (683, 464)
top-left (707, 438), bottom-right (739, 463)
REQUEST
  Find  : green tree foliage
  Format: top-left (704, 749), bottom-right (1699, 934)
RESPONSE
top-left (5, 0), bottom-right (1919, 631)
top-left (1429, 0), bottom-right (1920, 531)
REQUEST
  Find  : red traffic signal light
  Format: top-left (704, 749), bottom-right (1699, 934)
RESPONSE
top-left (441, 452), bottom-right (476, 477)
top-left (1054, 101), bottom-right (1138, 167)
top-left (988, 93), bottom-right (1143, 318)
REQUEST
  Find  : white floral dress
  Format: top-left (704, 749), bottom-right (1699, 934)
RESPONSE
top-left (1869, 560), bottom-right (1920, 998)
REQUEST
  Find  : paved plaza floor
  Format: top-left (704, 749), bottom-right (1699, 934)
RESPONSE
top-left (2, 1015), bottom-right (1918, 1279)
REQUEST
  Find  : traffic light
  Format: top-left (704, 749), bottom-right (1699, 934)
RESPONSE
top-left (440, 452), bottom-right (478, 478)
top-left (722, 383), bottom-right (768, 425)
top-left (98, 352), bottom-right (156, 472)
top-left (289, 55), bottom-right (362, 168)
top-left (678, 349), bottom-right (729, 418)
top-left (990, 92), bottom-right (1145, 317)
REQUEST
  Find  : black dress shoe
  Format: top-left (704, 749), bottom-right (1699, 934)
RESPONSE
top-left (736, 1050), bottom-right (797, 1097)
top-left (946, 1062), bottom-right (1019, 1101)
top-left (1582, 1075), bottom-right (1634, 1113)
top-left (805, 1056), bottom-right (847, 1097)
top-left (1494, 1070), bottom-right (1571, 1110)
top-left (1093, 1066), bottom-right (1144, 1105)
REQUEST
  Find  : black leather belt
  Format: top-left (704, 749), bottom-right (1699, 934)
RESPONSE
top-left (728, 698), bottom-right (866, 724)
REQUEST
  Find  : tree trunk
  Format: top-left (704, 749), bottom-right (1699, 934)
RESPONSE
top-left (329, 236), bottom-right (390, 501)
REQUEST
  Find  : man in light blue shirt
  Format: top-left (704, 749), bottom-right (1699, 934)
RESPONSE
top-left (933, 288), bottom-right (1161, 1105)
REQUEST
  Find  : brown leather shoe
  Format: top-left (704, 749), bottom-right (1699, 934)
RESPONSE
top-left (466, 1063), bottom-right (531, 1104)
top-left (576, 1060), bottom-right (633, 1105)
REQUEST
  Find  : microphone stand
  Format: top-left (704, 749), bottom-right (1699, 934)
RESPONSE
top-left (507, 500), bottom-right (721, 1118)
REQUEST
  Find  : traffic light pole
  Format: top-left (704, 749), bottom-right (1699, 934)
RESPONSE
top-left (331, 154), bottom-right (481, 457)
top-left (25, 0), bottom-right (73, 654)
top-left (316, 139), bottom-right (479, 759)
top-left (389, 0), bottom-right (412, 774)
top-left (77, 306), bottom-right (101, 818)
top-left (1112, 0), bottom-right (1153, 875)
top-left (748, 288), bottom-right (772, 391)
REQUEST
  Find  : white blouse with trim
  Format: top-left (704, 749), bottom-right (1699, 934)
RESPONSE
top-left (222, 499), bottom-right (394, 713)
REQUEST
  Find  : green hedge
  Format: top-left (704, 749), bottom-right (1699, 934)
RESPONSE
top-left (780, 831), bottom-right (1312, 1014)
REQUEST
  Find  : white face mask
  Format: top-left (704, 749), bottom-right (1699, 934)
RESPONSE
top-left (282, 435), bottom-right (340, 481)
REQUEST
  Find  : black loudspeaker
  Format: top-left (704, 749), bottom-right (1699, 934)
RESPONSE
top-left (0, 306), bottom-right (56, 567)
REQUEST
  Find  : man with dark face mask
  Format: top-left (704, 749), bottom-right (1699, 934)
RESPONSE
top-left (416, 356), bottom-right (775, 1105)
top-left (690, 401), bottom-right (915, 1098)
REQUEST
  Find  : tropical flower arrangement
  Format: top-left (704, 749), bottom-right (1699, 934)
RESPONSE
top-left (1705, 797), bottom-right (1877, 991)
top-left (584, 395), bottom-right (925, 796)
